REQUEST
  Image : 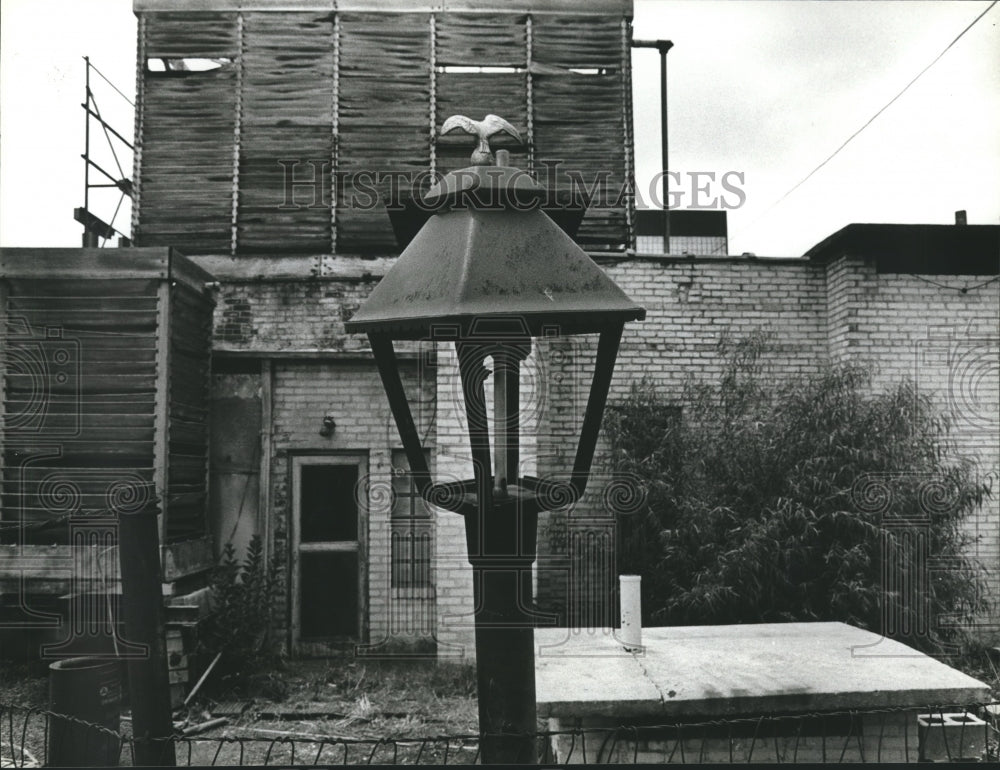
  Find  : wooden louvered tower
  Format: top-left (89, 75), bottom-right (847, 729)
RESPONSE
top-left (131, 0), bottom-right (637, 256)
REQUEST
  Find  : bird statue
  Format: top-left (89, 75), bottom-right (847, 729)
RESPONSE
top-left (440, 114), bottom-right (521, 166)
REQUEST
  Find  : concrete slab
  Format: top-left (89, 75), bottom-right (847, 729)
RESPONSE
top-left (535, 622), bottom-right (990, 719)
top-left (535, 628), bottom-right (662, 719)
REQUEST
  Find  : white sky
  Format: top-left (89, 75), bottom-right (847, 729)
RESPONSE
top-left (1, 0), bottom-right (998, 256)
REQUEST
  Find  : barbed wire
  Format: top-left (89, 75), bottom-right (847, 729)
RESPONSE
top-left (2, 699), bottom-right (998, 765)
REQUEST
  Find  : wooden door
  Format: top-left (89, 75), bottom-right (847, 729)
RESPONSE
top-left (291, 454), bottom-right (367, 655)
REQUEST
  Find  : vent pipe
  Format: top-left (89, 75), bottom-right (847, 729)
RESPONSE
top-left (619, 574), bottom-right (642, 651)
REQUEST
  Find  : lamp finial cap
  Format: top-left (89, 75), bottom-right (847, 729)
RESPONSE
top-left (440, 114), bottom-right (521, 166)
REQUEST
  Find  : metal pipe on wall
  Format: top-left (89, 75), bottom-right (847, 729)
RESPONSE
top-left (632, 39), bottom-right (674, 253)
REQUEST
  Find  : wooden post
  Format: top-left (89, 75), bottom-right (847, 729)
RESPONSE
top-left (153, 276), bottom-right (171, 546)
top-left (118, 506), bottom-right (176, 766)
top-left (0, 277), bottom-right (7, 523)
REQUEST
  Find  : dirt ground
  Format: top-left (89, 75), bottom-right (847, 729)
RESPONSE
top-left (180, 657), bottom-right (484, 765)
top-left (1, 655), bottom-right (485, 766)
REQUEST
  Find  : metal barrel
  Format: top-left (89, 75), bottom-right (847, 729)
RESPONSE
top-left (47, 657), bottom-right (121, 767)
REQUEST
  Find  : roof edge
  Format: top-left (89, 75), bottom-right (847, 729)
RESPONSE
top-left (134, 0), bottom-right (633, 15)
top-left (804, 223), bottom-right (1000, 275)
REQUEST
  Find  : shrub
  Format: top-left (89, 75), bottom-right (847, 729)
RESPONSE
top-left (606, 332), bottom-right (993, 654)
top-left (196, 535), bottom-right (281, 687)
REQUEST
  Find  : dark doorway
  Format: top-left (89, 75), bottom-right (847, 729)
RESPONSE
top-left (291, 454), bottom-right (367, 653)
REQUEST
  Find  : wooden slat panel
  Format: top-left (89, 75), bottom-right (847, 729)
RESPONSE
top-left (70, 349), bottom-right (159, 365)
top-left (169, 351), bottom-right (210, 390)
top-left (7, 373), bottom-right (157, 393)
top-left (1, 468), bottom-right (154, 525)
top-left (3, 279), bottom-right (161, 299)
top-left (138, 59), bottom-right (237, 252)
top-left (237, 12), bottom-right (335, 254)
top-left (170, 373), bottom-right (210, 395)
top-left (3, 412), bottom-right (153, 430)
top-left (0, 265), bottom-right (215, 551)
top-left (172, 281), bottom-right (216, 308)
top-left (169, 311), bottom-right (212, 340)
top-left (169, 420), bottom-right (208, 445)
top-left (435, 12), bottom-right (526, 66)
top-left (531, 15), bottom-right (622, 69)
top-left (132, 9), bottom-right (630, 255)
top-left (134, 0), bottom-right (633, 14)
top-left (145, 11), bottom-right (239, 58)
top-left (3, 312), bottom-right (157, 334)
top-left (531, 15), bottom-right (626, 250)
top-left (168, 456), bottom-right (208, 484)
top-left (167, 279), bottom-right (211, 542)
top-left (338, 12), bottom-right (431, 253)
top-left (170, 402), bottom-right (209, 422)
top-left (4, 398), bottom-right (156, 418)
top-left (164, 505), bottom-right (206, 542)
top-left (434, 13), bottom-right (530, 174)
top-left (0, 254), bottom-right (168, 283)
top-left (8, 297), bottom-right (159, 313)
top-left (7, 441), bottom-right (155, 458)
top-left (241, 13), bottom-right (335, 126)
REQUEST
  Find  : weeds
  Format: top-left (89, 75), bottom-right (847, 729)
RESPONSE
top-left (607, 331), bottom-right (993, 654)
top-left (196, 535), bottom-right (282, 693)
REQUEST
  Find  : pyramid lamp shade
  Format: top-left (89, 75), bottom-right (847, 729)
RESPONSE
top-left (345, 120), bottom-right (645, 764)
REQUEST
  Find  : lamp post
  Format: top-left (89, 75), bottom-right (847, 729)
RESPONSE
top-left (345, 116), bottom-right (645, 764)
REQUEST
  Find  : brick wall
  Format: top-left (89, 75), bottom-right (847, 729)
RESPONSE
top-left (203, 251), bottom-right (998, 657)
top-left (825, 256), bottom-right (1000, 623)
top-left (209, 275), bottom-right (439, 652)
top-left (536, 257), bottom-right (831, 626)
top-left (535, 254), bottom-right (999, 641)
top-left (214, 278), bottom-right (374, 353)
top-left (606, 257), bottom-right (830, 394)
top-left (268, 358), bottom-right (436, 651)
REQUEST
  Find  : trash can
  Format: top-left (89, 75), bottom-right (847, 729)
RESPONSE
top-left (48, 657), bottom-right (121, 767)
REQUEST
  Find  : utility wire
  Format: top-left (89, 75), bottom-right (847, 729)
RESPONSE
top-left (728, 0), bottom-right (998, 250)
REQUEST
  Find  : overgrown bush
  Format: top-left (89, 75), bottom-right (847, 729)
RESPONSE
top-left (197, 535), bottom-right (281, 688)
top-left (606, 331), bottom-right (993, 653)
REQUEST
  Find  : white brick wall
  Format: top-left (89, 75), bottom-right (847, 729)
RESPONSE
top-left (207, 252), bottom-right (999, 655)
top-left (535, 254), bottom-right (998, 640)
top-left (268, 357), bottom-right (436, 651)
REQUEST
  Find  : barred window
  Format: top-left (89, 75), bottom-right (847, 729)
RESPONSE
top-left (390, 450), bottom-right (432, 590)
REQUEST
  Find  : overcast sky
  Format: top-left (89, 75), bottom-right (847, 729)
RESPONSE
top-left (1, 0), bottom-right (998, 256)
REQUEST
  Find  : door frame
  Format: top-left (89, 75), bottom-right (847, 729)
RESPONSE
top-left (289, 451), bottom-right (369, 656)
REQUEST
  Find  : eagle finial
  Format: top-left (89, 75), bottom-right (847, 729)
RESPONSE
top-left (440, 114), bottom-right (521, 166)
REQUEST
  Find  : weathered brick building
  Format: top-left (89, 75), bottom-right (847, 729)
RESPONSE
top-left (535, 224), bottom-right (1000, 648)
top-left (129, 0), bottom-right (638, 656)
top-left (36, 0), bottom-right (990, 659)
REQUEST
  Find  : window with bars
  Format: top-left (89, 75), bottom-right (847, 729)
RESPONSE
top-left (390, 450), bottom-right (433, 590)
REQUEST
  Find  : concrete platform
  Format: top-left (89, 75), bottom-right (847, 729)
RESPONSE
top-left (535, 622), bottom-right (991, 719)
